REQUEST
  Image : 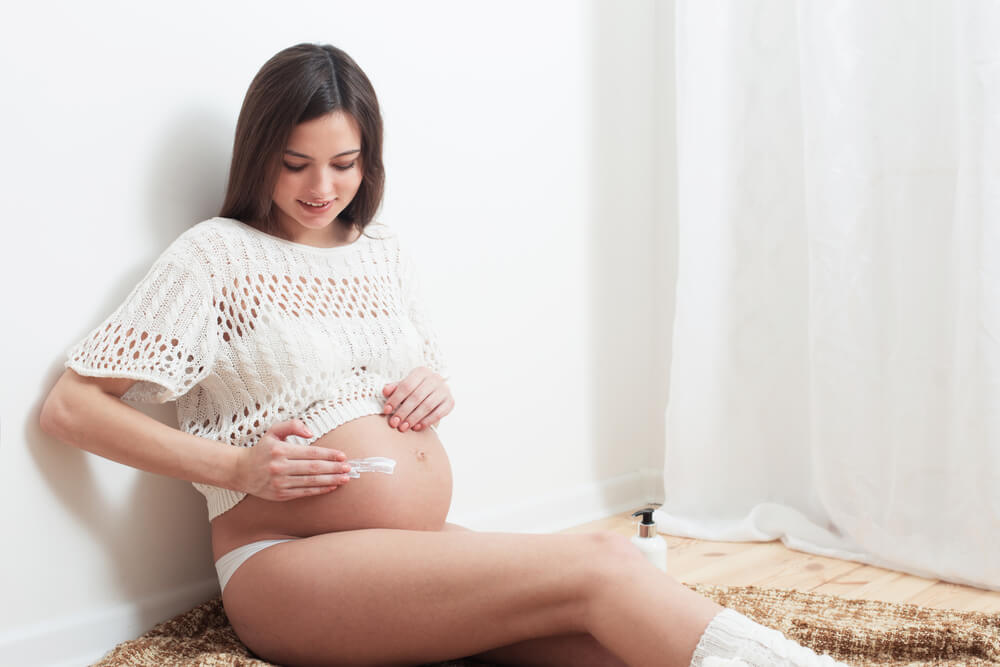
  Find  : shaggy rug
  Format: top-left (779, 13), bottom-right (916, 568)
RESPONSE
top-left (92, 583), bottom-right (999, 666)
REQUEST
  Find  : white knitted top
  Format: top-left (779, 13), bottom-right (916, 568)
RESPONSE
top-left (66, 217), bottom-right (447, 520)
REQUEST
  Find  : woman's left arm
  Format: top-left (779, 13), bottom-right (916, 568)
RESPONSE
top-left (382, 367), bottom-right (453, 432)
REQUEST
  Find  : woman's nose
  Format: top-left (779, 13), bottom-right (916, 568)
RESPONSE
top-left (308, 167), bottom-right (340, 195)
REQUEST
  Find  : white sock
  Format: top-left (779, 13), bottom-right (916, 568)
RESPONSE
top-left (689, 609), bottom-right (848, 667)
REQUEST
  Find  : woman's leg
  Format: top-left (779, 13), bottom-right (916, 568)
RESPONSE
top-left (473, 633), bottom-right (625, 666)
top-left (222, 528), bottom-right (720, 667)
top-left (439, 523), bottom-right (625, 667)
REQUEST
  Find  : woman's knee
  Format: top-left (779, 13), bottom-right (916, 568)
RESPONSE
top-left (578, 530), bottom-right (685, 593)
top-left (572, 531), bottom-right (650, 584)
top-left (564, 531), bottom-right (676, 627)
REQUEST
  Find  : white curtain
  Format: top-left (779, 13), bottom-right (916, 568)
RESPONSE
top-left (657, 0), bottom-right (1000, 591)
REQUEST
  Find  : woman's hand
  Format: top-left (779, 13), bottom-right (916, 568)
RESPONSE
top-left (382, 367), bottom-right (454, 433)
top-left (236, 420), bottom-right (352, 500)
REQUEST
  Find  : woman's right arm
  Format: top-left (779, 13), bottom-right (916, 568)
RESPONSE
top-left (39, 369), bottom-right (351, 500)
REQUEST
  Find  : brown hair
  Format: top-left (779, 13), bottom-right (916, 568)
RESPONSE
top-left (219, 44), bottom-right (385, 236)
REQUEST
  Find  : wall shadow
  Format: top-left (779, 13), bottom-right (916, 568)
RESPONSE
top-left (143, 108), bottom-right (232, 250)
top-left (29, 106), bottom-right (232, 615)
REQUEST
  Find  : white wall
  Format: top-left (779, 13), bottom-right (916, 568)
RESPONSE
top-left (0, 1), bottom-right (674, 664)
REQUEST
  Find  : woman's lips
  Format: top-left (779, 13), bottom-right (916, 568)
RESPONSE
top-left (297, 199), bottom-right (334, 213)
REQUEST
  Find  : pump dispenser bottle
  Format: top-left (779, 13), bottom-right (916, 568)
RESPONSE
top-left (630, 508), bottom-right (667, 572)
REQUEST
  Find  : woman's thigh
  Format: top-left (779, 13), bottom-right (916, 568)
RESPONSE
top-left (221, 527), bottom-right (610, 666)
top-left (442, 522), bottom-right (624, 666)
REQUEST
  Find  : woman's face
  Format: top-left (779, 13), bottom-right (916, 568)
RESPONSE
top-left (272, 110), bottom-right (364, 246)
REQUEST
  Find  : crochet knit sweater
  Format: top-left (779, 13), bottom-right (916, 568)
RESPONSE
top-left (66, 217), bottom-right (447, 519)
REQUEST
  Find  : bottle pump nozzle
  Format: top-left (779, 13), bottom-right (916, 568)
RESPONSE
top-left (632, 508), bottom-right (658, 538)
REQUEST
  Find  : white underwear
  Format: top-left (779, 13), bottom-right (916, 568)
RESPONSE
top-left (215, 539), bottom-right (296, 593)
top-left (215, 456), bottom-right (397, 592)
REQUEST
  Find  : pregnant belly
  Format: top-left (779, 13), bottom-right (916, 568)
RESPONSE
top-left (211, 414), bottom-right (453, 559)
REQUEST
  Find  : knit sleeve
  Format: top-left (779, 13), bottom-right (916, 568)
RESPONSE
top-left (66, 245), bottom-right (219, 403)
top-left (398, 241), bottom-right (449, 378)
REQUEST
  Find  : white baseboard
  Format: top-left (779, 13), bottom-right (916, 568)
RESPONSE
top-left (4, 469), bottom-right (663, 667)
top-left (0, 577), bottom-right (219, 667)
top-left (448, 469), bottom-right (656, 534)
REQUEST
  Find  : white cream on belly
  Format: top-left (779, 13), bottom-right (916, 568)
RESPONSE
top-left (344, 456), bottom-right (396, 478)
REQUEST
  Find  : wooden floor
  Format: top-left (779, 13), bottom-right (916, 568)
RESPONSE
top-left (562, 507), bottom-right (1000, 614)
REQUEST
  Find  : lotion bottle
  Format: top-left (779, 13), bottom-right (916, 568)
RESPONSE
top-left (630, 508), bottom-right (667, 572)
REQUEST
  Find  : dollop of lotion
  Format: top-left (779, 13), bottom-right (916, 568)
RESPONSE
top-left (344, 456), bottom-right (397, 478)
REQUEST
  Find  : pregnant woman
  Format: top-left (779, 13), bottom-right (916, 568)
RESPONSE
top-left (40, 44), bottom-right (845, 667)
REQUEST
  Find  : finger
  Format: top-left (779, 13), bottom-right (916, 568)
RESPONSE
top-left (289, 444), bottom-right (347, 461)
top-left (385, 368), bottom-right (431, 408)
top-left (414, 399), bottom-right (452, 431)
top-left (398, 392), bottom-right (444, 433)
top-left (394, 400), bottom-right (429, 431)
top-left (286, 473), bottom-right (353, 488)
top-left (384, 382), bottom-right (408, 408)
top-left (286, 459), bottom-right (353, 475)
top-left (393, 375), bottom-right (443, 428)
top-left (384, 377), bottom-right (408, 402)
top-left (388, 379), bottom-right (433, 429)
top-left (267, 419), bottom-right (313, 441)
top-left (275, 484), bottom-right (342, 501)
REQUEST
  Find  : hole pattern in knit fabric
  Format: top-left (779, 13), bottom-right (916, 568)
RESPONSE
top-left (70, 324), bottom-right (205, 394)
top-left (183, 369), bottom-right (379, 446)
top-left (213, 273), bottom-right (396, 342)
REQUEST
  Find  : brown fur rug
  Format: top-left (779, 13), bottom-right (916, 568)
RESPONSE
top-left (92, 583), bottom-right (999, 666)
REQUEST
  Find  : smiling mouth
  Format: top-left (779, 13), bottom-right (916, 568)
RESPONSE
top-left (298, 199), bottom-right (334, 210)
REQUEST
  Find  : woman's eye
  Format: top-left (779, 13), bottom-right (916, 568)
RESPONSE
top-left (283, 162), bottom-right (307, 172)
top-left (334, 161), bottom-right (357, 171)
